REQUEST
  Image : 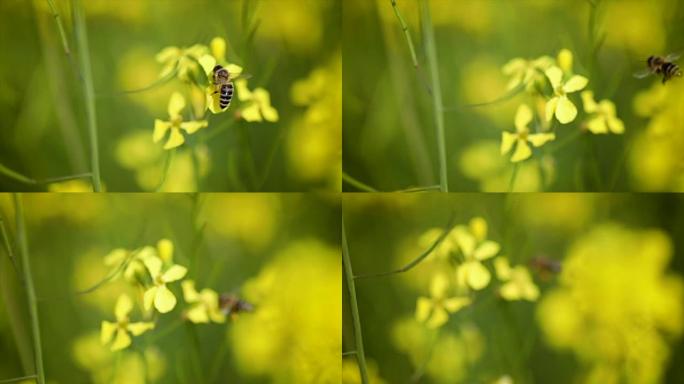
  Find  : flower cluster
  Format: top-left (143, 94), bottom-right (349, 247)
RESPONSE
top-left (99, 239), bottom-right (230, 351)
top-left (500, 49), bottom-right (624, 163)
top-left (414, 217), bottom-right (540, 329)
top-left (151, 37), bottom-right (278, 150)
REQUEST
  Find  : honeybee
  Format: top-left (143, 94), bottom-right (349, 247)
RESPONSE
top-left (634, 53), bottom-right (682, 84)
top-left (219, 293), bottom-right (254, 318)
top-left (529, 256), bottom-right (562, 279)
top-left (212, 65), bottom-right (235, 110)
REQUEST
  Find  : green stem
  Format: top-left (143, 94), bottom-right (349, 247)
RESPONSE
top-left (73, 0), bottom-right (102, 191)
top-left (419, 0), bottom-right (448, 192)
top-left (0, 375), bottom-right (38, 384)
top-left (509, 163), bottom-right (519, 192)
top-left (0, 217), bottom-right (20, 276)
top-left (155, 149), bottom-right (175, 192)
top-left (45, 0), bottom-right (70, 55)
top-left (342, 218), bottom-right (369, 384)
top-left (342, 172), bottom-right (378, 192)
top-left (0, 162), bottom-right (93, 187)
top-left (13, 194), bottom-right (45, 384)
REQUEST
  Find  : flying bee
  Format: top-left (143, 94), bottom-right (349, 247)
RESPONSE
top-left (219, 293), bottom-right (254, 318)
top-left (634, 53), bottom-right (682, 84)
top-left (529, 256), bottom-right (562, 280)
top-left (212, 65), bottom-right (235, 110)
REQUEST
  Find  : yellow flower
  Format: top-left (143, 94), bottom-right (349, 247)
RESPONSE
top-left (100, 295), bottom-right (154, 351)
top-left (181, 280), bottom-right (226, 324)
top-left (581, 91), bottom-right (625, 134)
top-left (418, 227), bottom-right (457, 260)
top-left (156, 43), bottom-right (208, 82)
top-left (501, 104), bottom-right (555, 162)
top-left (544, 66), bottom-right (588, 124)
top-left (103, 248), bottom-right (146, 282)
top-left (557, 48), bottom-right (574, 74)
top-left (197, 37), bottom-right (245, 115)
top-left (502, 55), bottom-right (554, 91)
top-left (453, 217), bottom-right (501, 290)
top-left (142, 255), bottom-right (187, 313)
top-left (494, 257), bottom-right (539, 301)
top-left (235, 79), bottom-right (279, 122)
top-left (153, 92), bottom-right (208, 150)
top-left (415, 274), bottom-right (471, 329)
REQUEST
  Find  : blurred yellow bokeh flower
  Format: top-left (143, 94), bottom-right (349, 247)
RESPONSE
top-left (155, 43), bottom-right (208, 82)
top-left (342, 358), bottom-right (386, 384)
top-left (234, 79), bottom-right (279, 122)
top-left (100, 295), bottom-right (154, 351)
top-left (47, 179), bottom-right (93, 192)
top-left (537, 224), bottom-right (684, 384)
top-left (502, 55), bottom-right (554, 91)
top-left (181, 280), bottom-right (225, 324)
top-left (153, 92), bottom-right (208, 150)
top-left (581, 91), bottom-right (625, 134)
top-left (415, 274), bottom-right (470, 328)
top-left (494, 257), bottom-right (539, 301)
top-left (418, 227), bottom-right (457, 260)
top-left (142, 255), bottom-right (187, 313)
top-left (501, 104), bottom-right (555, 163)
top-left (544, 66), bottom-right (588, 124)
top-left (104, 248), bottom-right (145, 283)
top-left (453, 217), bottom-right (500, 290)
top-left (557, 48), bottom-right (574, 74)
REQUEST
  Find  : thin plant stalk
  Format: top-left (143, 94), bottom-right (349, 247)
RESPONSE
top-left (418, 0), bottom-right (448, 192)
top-left (13, 194), bottom-right (45, 384)
top-left (0, 375), bottom-right (38, 384)
top-left (342, 218), bottom-right (369, 384)
top-left (0, 162), bottom-right (93, 186)
top-left (342, 172), bottom-right (378, 192)
top-left (73, 0), bottom-right (103, 191)
top-left (509, 163), bottom-right (520, 192)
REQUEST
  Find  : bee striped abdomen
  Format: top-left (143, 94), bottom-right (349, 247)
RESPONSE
top-left (219, 82), bottom-right (234, 109)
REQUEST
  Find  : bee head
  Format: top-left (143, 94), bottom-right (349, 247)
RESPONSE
top-left (213, 65), bottom-right (223, 72)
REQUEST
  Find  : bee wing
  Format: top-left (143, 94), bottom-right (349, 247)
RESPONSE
top-left (665, 52), bottom-right (682, 62)
top-left (633, 68), bottom-right (654, 79)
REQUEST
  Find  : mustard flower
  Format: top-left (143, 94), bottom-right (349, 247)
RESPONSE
top-left (101, 294), bottom-right (155, 351)
top-left (197, 37), bottom-right (245, 114)
top-left (104, 248), bottom-right (146, 282)
top-left (494, 257), bottom-right (539, 301)
top-left (453, 217), bottom-right (500, 290)
top-left (544, 66), bottom-right (589, 124)
top-left (415, 274), bottom-right (471, 329)
top-left (156, 43), bottom-right (208, 82)
top-left (557, 49), bottom-right (574, 74)
top-left (153, 92), bottom-right (208, 150)
top-left (142, 255), bottom-right (187, 314)
top-left (502, 55), bottom-right (555, 91)
top-left (235, 79), bottom-right (279, 122)
top-left (181, 280), bottom-right (226, 324)
top-left (501, 104), bottom-right (555, 163)
top-left (581, 91), bottom-right (625, 134)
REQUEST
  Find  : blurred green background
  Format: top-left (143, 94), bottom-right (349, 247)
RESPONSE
top-left (343, 193), bottom-right (684, 384)
top-left (0, 193), bottom-right (341, 383)
top-left (0, 0), bottom-right (341, 192)
top-left (343, 0), bottom-right (684, 192)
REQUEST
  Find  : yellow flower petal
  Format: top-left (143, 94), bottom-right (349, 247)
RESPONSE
top-left (500, 281), bottom-right (522, 300)
top-left (581, 90), bottom-right (598, 113)
top-left (153, 119), bottom-right (171, 143)
top-left (501, 131), bottom-right (517, 155)
top-left (555, 96), bottom-right (578, 124)
top-left (494, 257), bottom-right (512, 280)
top-left (115, 295), bottom-right (133, 321)
top-left (514, 104), bottom-right (533, 131)
top-left (427, 307), bottom-right (449, 328)
top-left (168, 92), bottom-right (186, 118)
top-left (127, 322), bottom-right (155, 336)
top-left (557, 49), bottom-right (573, 73)
top-left (510, 138), bottom-right (532, 162)
top-left (161, 264), bottom-right (188, 283)
top-left (545, 66), bottom-right (563, 88)
top-left (469, 217), bottom-right (488, 242)
top-left (164, 128), bottom-right (185, 150)
top-left (226, 63), bottom-right (243, 77)
top-left (241, 103), bottom-right (263, 122)
top-left (453, 226), bottom-right (476, 257)
top-left (473, 240), bottom-right (500, 260)
top-left (180, 120), bottom-right (208, 134)
top-left (443, 297), bottom-right (471, 313)
top-left (155, 46), bottom-right (180, 63)
top-left (587, 116), bottom-right (608, 134)
top-left (154, 285), bottom-right (177, 313)
top-left (111, 329), bottom-right (132, 351)
top-left (608, 116), bottom-right (625, 134)
top-left (182, 280), bottom-right (200, 302)
top-left (502, 58), bottom-right (526, 76)
top-left (235, 79), bottom-right (252, 101)
top-left (100, 321), bottom-right (117, 345)
top-left (210, 37), bottom-right (226, 61)
top-left (209, 307), bottom-right (226, 323)
top-left (429, 274), bottom-right (449, 299)
top-left (143, 255), bottom-right (162, 278)
top-left (186, 304), bottom-right (210, 324)
top-left (143, 287), bottom-right (157, 312)
top-left (104, 248), bottom-right (127, 267)
top-left (464, 261), bottom-right (491, 290)
top-left (415, 297), bottom-right (433, 322)
top-left (528, 133), bottom-right (555, 147)
top-left (262, 104), bottom-right (279, 122)
top-left (563, 75), bottom-right (588, 93)
top-left (545, 97), bottom-right (558, 122)
top-left (198, 54), bottom-right (217, 76)
top-left (157, 239), bottom-right (174, 262)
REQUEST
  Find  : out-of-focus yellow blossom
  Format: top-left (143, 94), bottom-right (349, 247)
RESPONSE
top-left (493, 375), bottom-right (514, 384)
top-left (603, 1), bottom-right (665, 55)
top-left (181, 280), bottom-right (225, 324)
top-left (197, 37), bottom-right (245, 115)
top-left (494, 257), bottom-right (539, 301)
top-left (544, 66), bottom-right (588, 124)
top-left (100, 295), bottom-right (154, 351)
top-left (342, 358), bottom-right (386, 384)
top-left (415, 274), bottom-right (470, 328)
top-left (502, 56), bottom-right (554, 91)
top-left (117, 48), bottom-right (175, 116)
top-left (460, 55), bottom-right (516, 126)
top-left (537, 224), bottom-right (684, 384)
top-left (501, 104), bottom-right (555, 162)
top-left (47, 179), bottom-right (93, 192)
top-left (73, 331), bottom-right (166, 384)
top-left (142, 255), bottom-right (187, 313)
top-left (513, 193), bottom-right (595, 232)
top-left (229, 241), bottom-right (340, 383)
top-left (418, 227), bottom-right (457, 260)
top-left (73, 249), bottom-right (129, 313)
top-left (104, 248), bottom-right (146, 283)
top-left (256, 0), bottom-right (324, 54)
top-left (153, 92), bottom-right (208, 150)
top-left (557, 49), bottom-right (574, 74)
top-left (234, 79), bottom-right (279, 122)
top-left (581, 91), bottom-right (625, 134)
top-left (288, 54), bottom-right (341, 190)
top-left (155, 44), bottom-right (208, 82)
top-left (453, 217), bottom-right (500, 290)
